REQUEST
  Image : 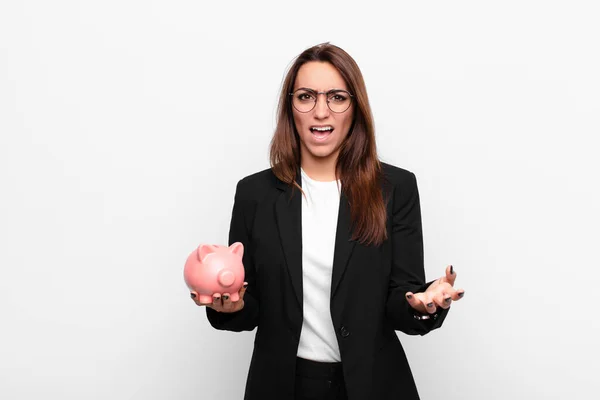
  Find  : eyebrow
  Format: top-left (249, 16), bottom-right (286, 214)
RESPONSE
top-left (293, 87), bottom-right (349, 92)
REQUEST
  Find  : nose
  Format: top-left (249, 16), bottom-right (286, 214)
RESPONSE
top-left (314, 93), bottom-right (330, 119)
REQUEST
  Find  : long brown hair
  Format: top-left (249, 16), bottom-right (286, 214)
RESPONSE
top-left (269, 42), bottom-right (387, 247)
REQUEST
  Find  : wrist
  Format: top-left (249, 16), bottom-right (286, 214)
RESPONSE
top-left (413, 310), bottom-right (439, 321)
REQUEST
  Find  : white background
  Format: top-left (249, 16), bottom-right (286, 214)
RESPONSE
top-left (1, 1), bottom-right (599, 399)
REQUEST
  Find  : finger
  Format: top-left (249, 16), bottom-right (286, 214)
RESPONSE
top-left (452, 289), bottom-right (465, 301)
top-left (406, 292), bottom-right (427, 314)
top-left (445, 265), bottom-right (457, 286)
top-left (211, 293), bottom-right (222, 310)
top-left (414, 292), bottom-right (436, 314)
top-left (239, 282), bottom-right (248, 300)
top-left (190, 291), bottom-right (201, 306)
top-left (434, 290), bottom-right (452, 309)
top-left (222, 293), bottom-right (232, 311)
top-left (421, 294), bottom-right (437, 314)
top-left (193, 292), bottom-right (216, 309)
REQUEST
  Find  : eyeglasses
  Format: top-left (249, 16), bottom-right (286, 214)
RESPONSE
top-left (289, 88), bottom-right (354, 113)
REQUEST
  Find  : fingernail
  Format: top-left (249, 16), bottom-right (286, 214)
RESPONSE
top-left (243, 283), bottom-right (248, 288)
top-left (223, 295), bottom-right (229, 300)
top-left (444, 297), bottom-right (451, 304)
top-left (458, 292), bottom-right (465, 298)
top-left (213, 297), bottom-right (220, 301)
top-left (406, 294), bottom-right (413, 299)
top-left (427, 302), bottom-right (434, 308)
top-left (450, 265), bottom-right (454, 275)
top-left (190, 293), bottom-right (196, 299)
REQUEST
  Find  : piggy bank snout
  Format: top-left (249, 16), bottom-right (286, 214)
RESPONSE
top-left (217, 269), bottom-right (236, 287)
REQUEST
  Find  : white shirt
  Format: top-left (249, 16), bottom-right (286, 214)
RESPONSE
top-left (296, 167), bottom-right (342, 362)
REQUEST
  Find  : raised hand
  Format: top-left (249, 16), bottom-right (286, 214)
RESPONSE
top-left (405, 265), bottom-right (465, 314)
top-left (191, 282), bottom-right (248, 313)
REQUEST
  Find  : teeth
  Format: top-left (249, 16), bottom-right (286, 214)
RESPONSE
top-left (311, 126), bottom-right (333, 132)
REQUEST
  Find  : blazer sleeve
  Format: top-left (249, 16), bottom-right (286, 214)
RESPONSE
top-left (205, 179), bottom-right (260, 332)
top-left (385, 171), bottom-right (450, 335)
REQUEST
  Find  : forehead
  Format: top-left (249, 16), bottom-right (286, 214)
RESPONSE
top-left (294, 61), bottom-right (348, 91)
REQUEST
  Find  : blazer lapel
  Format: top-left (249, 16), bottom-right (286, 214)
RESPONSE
top-left (330, 190), bottom-right (356, 299)
top-left (274, 169), bottom-right (357, 307)
top-left (275, 172), bottom-right (303, 307)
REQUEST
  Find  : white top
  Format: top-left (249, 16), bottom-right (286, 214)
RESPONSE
top-left (296, 167), bottom-right (342, 362)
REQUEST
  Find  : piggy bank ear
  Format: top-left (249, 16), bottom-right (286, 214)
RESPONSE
top-left (197, 244), bottom-right (219, 262)
top-left (229, 242), bottom-right (244, 259)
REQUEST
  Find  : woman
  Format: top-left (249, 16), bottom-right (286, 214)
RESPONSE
top-left (191, 42), bottom-right (465, 400)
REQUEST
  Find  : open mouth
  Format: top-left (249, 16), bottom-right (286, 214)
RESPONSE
top-left (310, 126), bottom-right (334, 141)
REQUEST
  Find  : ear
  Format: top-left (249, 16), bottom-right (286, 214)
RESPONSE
top-left (197, 244), bottom-right (219, 262)
top-left (229, 242), bottom-right (244, 259)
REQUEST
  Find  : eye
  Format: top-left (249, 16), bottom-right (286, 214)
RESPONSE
top-left (329, 93), bottom-right (348, 102)
top-left (295, 90), bottom-right (315, 103)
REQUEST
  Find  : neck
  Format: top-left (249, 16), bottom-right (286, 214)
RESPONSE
top-left (300, 150), bottom-right (339, 182)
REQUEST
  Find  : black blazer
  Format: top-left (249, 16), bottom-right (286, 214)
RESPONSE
top-left (206, 162), bottom-right (449, 400)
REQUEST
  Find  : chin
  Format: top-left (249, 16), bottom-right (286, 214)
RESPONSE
top-left (300, 138), bottom-right (340, 159)
top-left (308, 147), bottom-right (337, 159)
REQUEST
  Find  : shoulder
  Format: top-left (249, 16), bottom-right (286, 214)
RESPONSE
top-left (379, 162), bottom-right (421, 210)
top-left (233, 167), bottom-right (280, 202)
top-left (380, 161), bottom-right (418, 188)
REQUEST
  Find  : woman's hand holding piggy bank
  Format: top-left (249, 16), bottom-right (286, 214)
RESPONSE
top-left (184, 242), bottom-right (248, 313)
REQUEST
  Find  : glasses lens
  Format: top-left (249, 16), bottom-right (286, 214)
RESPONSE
top-left (292, 89), bottom-right (316, 112)
top-left (327, 90), bottom-right (352, 113)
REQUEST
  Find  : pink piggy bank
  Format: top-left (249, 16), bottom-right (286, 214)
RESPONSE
top-left (184, 242), bottom-right (245, 304)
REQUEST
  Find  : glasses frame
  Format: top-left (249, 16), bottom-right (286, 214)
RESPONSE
top-left (289, 87), bottom-right (354, 114)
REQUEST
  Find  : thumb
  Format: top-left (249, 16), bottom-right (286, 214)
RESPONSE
top-left (445, 265), bottom-right (456, 286)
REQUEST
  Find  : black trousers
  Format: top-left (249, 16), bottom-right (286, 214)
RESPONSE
top-left (294, 357), bottom-right (348, 400)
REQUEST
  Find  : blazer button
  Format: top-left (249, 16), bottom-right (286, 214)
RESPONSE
top-left (340, 326), bottom-right (350, 338)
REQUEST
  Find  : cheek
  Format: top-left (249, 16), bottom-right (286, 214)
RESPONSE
top-left (292, 113), bottom-right (306, 132)
top-left (340, 113), bottom-right (354, 135)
